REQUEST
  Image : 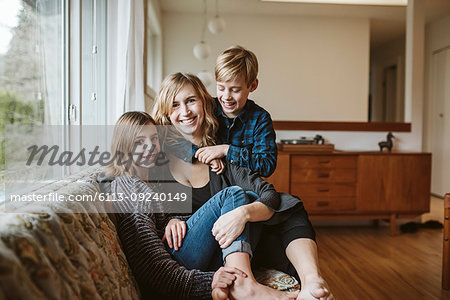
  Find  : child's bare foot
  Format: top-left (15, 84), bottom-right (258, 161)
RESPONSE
top-left (230, 275), bottom-right (299, 300)
top-left (212, 287), bottom-right (230, 300)
top-left (297, 276), bottom-right (334, 300)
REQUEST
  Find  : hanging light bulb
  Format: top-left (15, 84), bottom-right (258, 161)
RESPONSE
top-left (193, 41), bottom-right (211, 60)
top-left (208, 0), bottom-right (226, 35)
top-left (208, 16), bottom-right (226, 35)
top-left (193, 0), bottom-right (210, 60)
top-left (197, 70), bottom-right (214, 87)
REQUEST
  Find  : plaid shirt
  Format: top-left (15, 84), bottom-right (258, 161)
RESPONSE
top-left (214, 98), bottom-right (277, 178)
top-left (166, 99), bottom-right (277, 177)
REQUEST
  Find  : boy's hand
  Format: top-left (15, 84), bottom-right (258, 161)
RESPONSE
top-left (162, 218), bottom-right (186, 251)
top-left (209, 158), bottom-right (225, 174)
top-left (195, 145), bottom-right (229, 165)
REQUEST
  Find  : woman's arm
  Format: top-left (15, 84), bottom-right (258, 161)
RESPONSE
top-left (241, 201), bottom-right (274, 222)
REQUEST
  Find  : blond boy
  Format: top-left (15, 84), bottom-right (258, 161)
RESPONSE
top-left (195, 45), bottom-right (277, 177)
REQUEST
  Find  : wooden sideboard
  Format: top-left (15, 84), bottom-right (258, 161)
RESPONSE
top-left (265, 151), bottom-right (432, 235)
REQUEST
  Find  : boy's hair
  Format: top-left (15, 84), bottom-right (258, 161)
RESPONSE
top-left (105, 111), bottom-right (156, 177)
top-left (215, 45), bottom-right (258, 87)
top-left (152, 72), bottom-right (218, 147)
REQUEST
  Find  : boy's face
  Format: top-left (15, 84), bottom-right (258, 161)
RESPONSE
top-left (216, 76), bottom-right (258, 118)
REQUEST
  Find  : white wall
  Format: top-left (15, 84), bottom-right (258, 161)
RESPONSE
top-left (161, 11), bottom-right (425, 152)
top-left (163, 13), bottom-right (369, 122)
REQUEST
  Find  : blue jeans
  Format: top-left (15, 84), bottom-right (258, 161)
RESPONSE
top-left (170, 186), bottom-right (260, 271)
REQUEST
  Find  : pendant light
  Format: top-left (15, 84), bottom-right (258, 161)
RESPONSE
top-left (208, 0), bottom-right (226, 35)
top-left (193, 0), bottom-right (211, 60)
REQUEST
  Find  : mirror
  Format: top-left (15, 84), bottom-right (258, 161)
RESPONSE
top-left (369, 35), bottom-right (406, 122)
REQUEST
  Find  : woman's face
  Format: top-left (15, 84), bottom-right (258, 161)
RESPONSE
top-left (132, 122), bottom-right (160, 169)
top-left (169, 83), bottom-right (204, 139)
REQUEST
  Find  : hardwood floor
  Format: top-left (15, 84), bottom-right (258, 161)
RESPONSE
top-left (315, 197), bottom-right (449, 300)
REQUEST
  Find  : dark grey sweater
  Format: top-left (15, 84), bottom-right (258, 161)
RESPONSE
top-left (105, 175), bottom-right (214, 300)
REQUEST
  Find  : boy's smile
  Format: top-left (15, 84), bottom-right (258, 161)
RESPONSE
top-left (216, 76), bottom-right (258, 118)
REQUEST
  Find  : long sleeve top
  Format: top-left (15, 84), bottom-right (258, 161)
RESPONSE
top-left (163, 99), bottom-right (278, 178)
top-left (101, 175), bottom-right (214, 300)
top-left (214, 98), bottom-right (278, 178)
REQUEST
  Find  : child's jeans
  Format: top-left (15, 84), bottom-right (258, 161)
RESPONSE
top-left (169, 186), bottom-right (261, 270)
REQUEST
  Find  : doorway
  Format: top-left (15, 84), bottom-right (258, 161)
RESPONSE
top-left (431, 47), bottom-right (450, 196)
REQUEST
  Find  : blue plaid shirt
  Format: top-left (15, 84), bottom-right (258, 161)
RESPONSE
top-left (214, 98), bottom-right (277, 177)
top-left (166, 98), bottom-right (277, 177)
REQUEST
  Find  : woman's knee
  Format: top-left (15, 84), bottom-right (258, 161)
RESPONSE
top-left (219, 186), bottom-right (248, 204)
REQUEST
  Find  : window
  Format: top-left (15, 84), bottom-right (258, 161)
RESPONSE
top-left (0, 0), bottom-right (65, 200)
top-left (0, 0), bottom-right (109, 201)
top-left (81, 0), bottom-right (107, 126)
top-left (145, 1), bottom-right (162, 101)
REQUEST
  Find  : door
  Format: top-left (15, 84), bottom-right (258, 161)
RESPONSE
top-left (431, 48), bottom-right (450, 196)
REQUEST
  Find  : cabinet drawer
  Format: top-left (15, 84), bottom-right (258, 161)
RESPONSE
top-left (301, 197), bottom-right (356, 212)
top-left (291, 183), bottom-right (356, 197)
top-left (291, 155), bottom-right (357, 169)
top-left (291, 169), bottom-right (356, 183)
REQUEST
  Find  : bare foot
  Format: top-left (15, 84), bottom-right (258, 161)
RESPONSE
top-left (297, 276), bottom-right (334, 300)
top-left (212, 287), bottom-right (230, 300)
top-left (230, 275), bottom-right (299, 300)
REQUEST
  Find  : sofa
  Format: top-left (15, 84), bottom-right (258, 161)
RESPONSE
top-left (0, 168), bottom-right (298, 299)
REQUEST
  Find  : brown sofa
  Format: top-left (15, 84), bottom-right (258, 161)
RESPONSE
top-left (0, 168), bottom-right (298, 299)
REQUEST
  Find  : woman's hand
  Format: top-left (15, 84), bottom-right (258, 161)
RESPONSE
top-left (211, 266), bottom-right (247, 300)
top-left (195, 145), bottom-right (229, 164)
top-left (212, 207), bottom-right (249, 248)
top-left (162, 218), bottom-right (186, 251)
top-left (209, 158), bottom-right (225, 174)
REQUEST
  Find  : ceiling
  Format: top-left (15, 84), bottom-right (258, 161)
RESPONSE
top-left (159, 0), bottom-right (450, 48)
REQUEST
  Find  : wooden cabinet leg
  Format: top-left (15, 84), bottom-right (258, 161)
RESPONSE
top-left (390, 213), bottom-right (397, 236)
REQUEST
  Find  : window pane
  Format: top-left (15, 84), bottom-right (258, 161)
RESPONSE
top-left (0, 0), bottom-right (65, 200)
top-left (81, 0), bottom-right (106, 125)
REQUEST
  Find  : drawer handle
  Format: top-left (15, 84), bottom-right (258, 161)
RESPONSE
top-left (318, 160), bottom-right (330, 164)
top-left (318, 173), bottom-right (330, 178)
top-left (317, 188), bottom-right (330, 192)
top-left (317, 201), bottom-right (329, 207)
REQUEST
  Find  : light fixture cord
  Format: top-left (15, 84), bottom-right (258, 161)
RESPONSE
top-left (201, 0), bottom-right (207, 41)
top-left (215, 0), bottom-right (219, 17)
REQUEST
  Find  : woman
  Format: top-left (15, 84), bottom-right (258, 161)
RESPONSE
top-left (100, 111), bottom-right (295, 299)
top-left (152, 73), bottom-right (334, 300)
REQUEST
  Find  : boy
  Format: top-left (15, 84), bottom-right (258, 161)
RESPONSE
top-left (195, 45), bottom-right (277, 178)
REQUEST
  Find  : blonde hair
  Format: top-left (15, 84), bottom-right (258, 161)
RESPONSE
top-left (152, 72), bottom-right (218, 147)
top-left (215, 45), bottom-right (258, 87)
top-left (105, 111), bottom-right (156, 177)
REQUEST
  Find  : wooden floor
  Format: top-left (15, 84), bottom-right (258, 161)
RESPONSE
top-left (315, 197), bottom-right (449, 300)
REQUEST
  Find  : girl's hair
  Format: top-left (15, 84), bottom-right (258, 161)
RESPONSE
top-left (152, 72), bottom-right (218, 147)
top-left (105, 111), bottom-right (156, 177)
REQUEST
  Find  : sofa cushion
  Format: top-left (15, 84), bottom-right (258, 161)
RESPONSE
top-left (0, 168), bottom-right (139, 299)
